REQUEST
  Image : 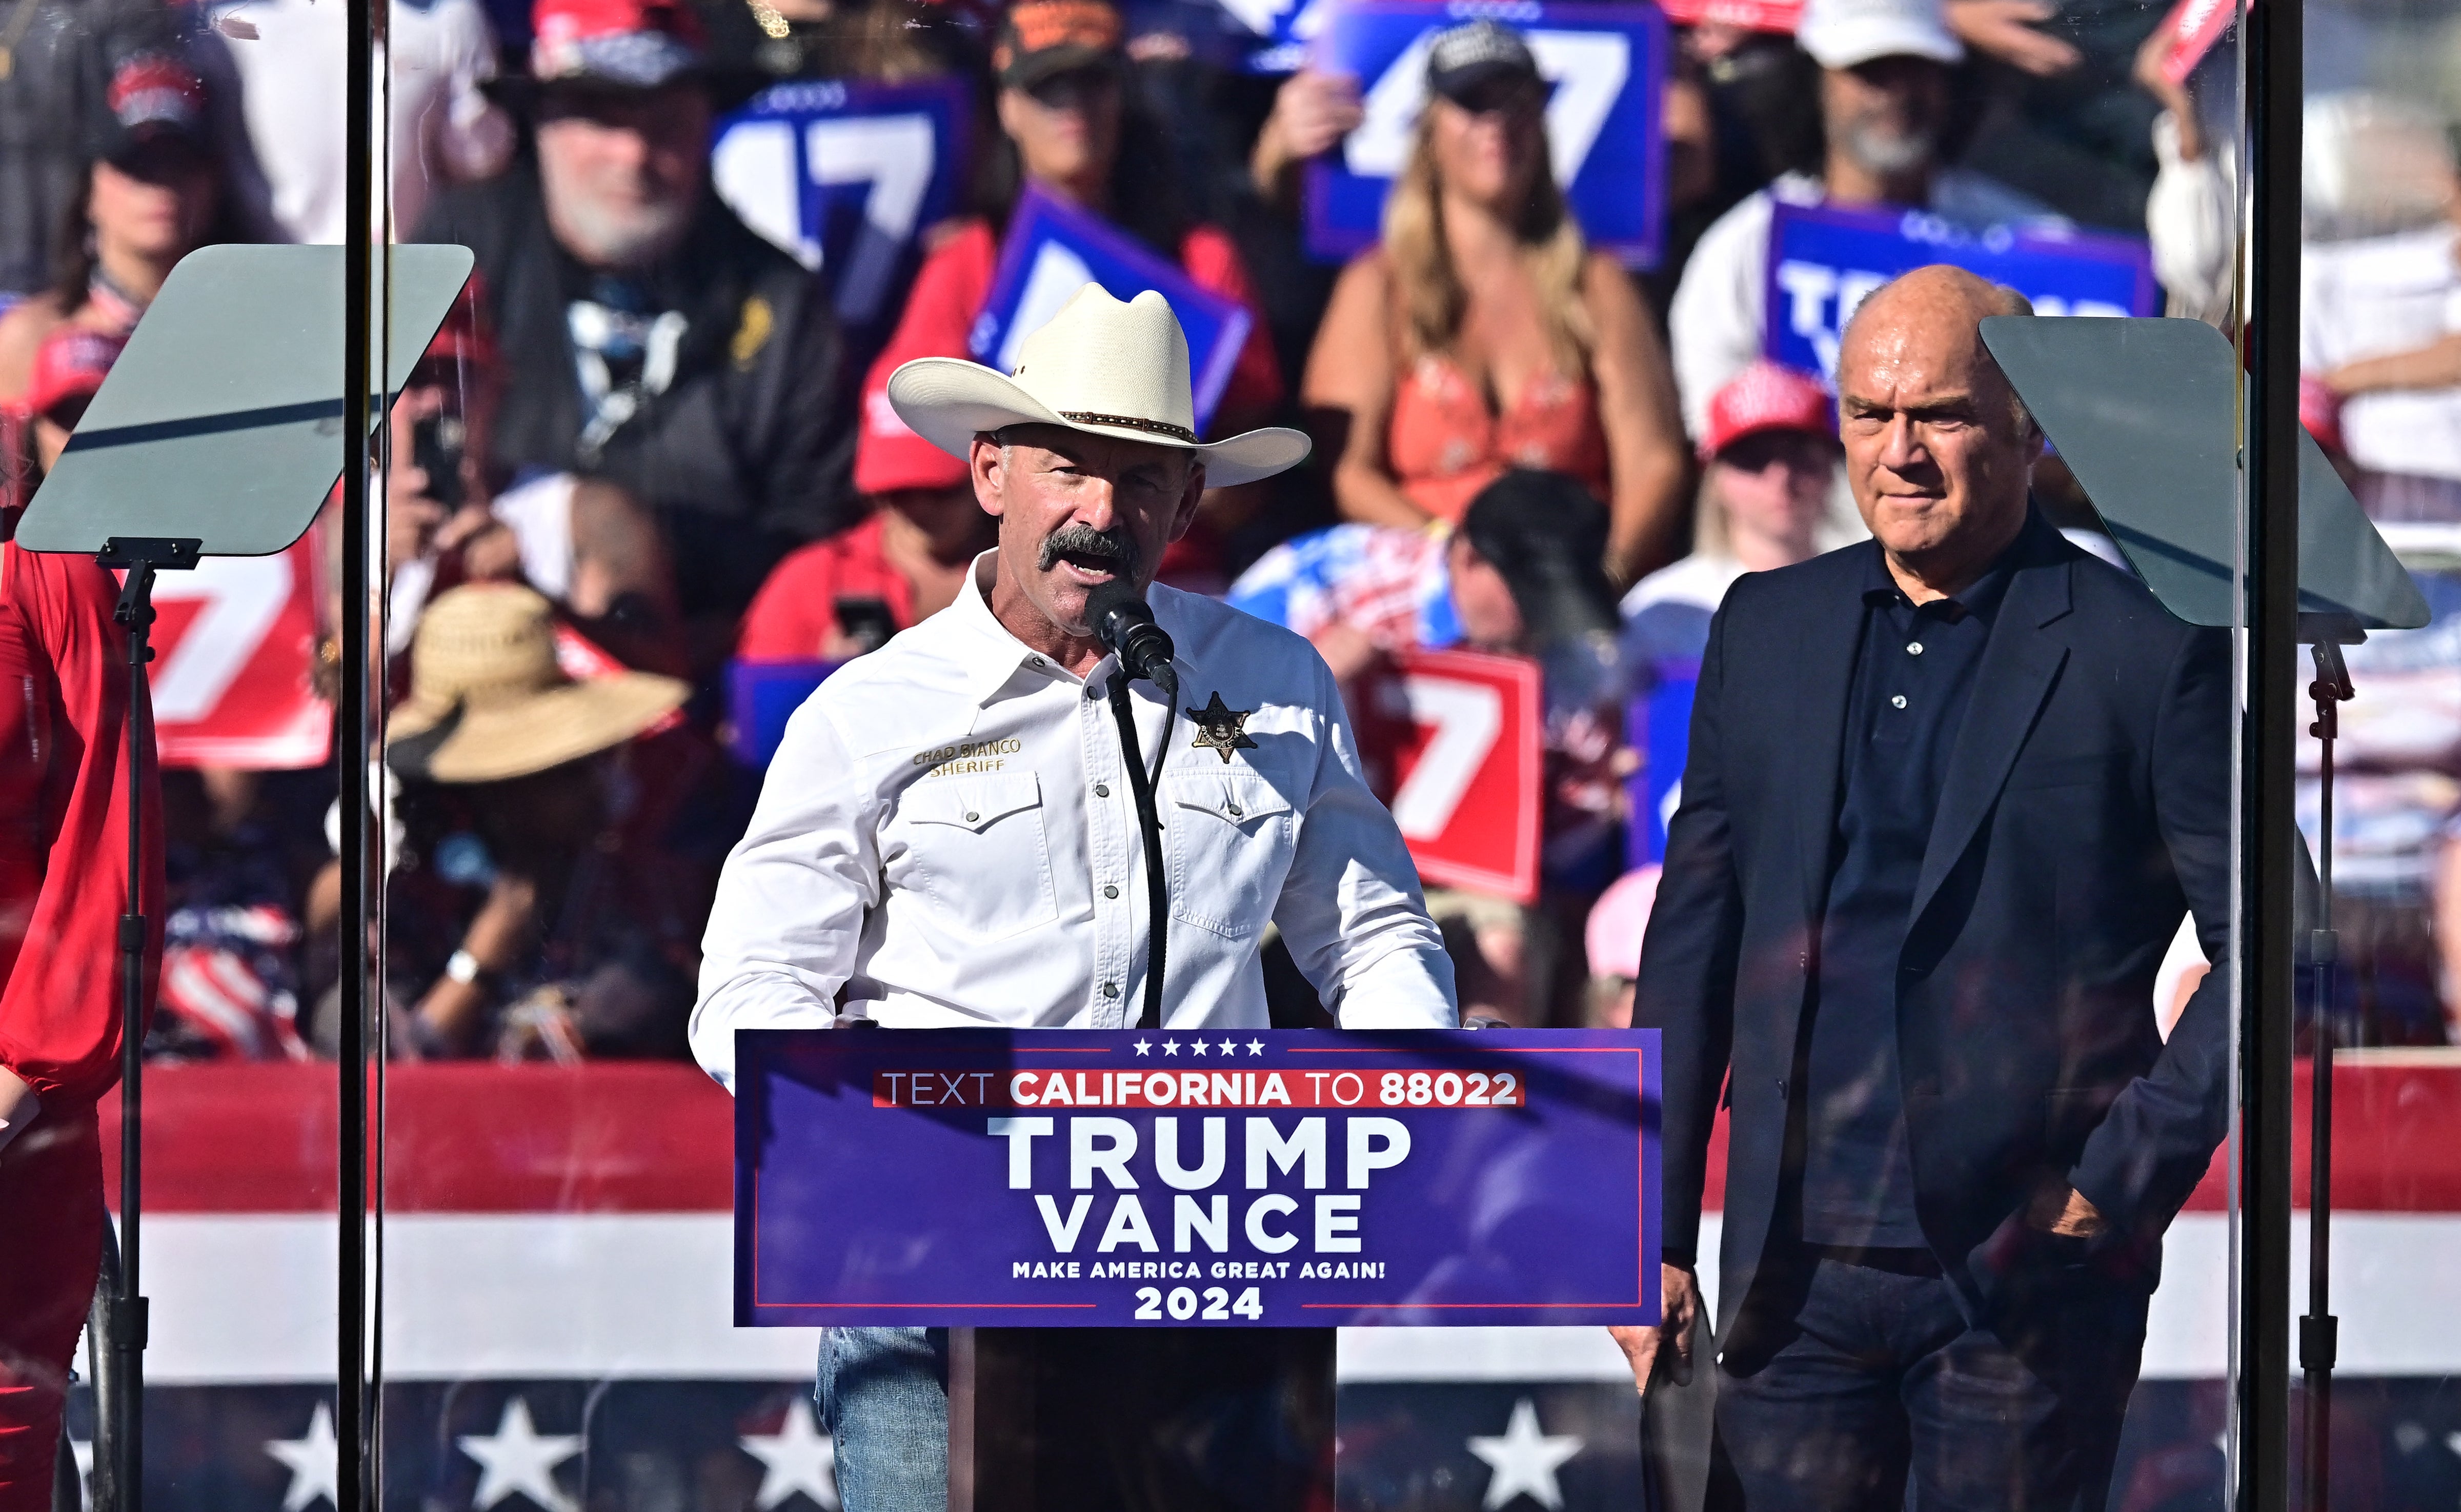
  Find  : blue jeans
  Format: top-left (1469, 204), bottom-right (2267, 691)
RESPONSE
top-left (1715, 1249), bottom-right (2148, 1512)
top-left (816, 1327), bottom-right (948, 1512)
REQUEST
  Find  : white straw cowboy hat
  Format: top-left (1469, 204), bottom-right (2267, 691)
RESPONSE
top-left (884, 284), bottom-right (1310, 488)
top-left (388, 584), bottom-right (689, 784)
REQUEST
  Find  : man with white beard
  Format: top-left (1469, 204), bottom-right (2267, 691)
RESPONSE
top-left (1665, 0), bottom-right (2065, 438)
top-left (413, 0), bottom-right (854, 653)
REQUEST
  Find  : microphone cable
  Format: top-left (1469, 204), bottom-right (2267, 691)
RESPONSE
top-left (1104, 674), bottom-right (1171, 1029)
top-left (1091, 583), bottom-right (1177, 1030)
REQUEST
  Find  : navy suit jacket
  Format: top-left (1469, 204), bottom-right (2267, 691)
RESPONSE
top-left (1636, 517), bottom-right (2234, 1333)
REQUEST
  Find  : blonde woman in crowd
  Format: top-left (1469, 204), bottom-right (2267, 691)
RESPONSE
top-left (1302, 19), bottom-right (1689, 588)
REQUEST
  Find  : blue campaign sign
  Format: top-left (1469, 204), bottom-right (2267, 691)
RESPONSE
top-left (712, 78), bottom-right (972, 332)
top-left (1214, 0), bottom-right (1332, 71)
top-left (1626, 663), bottom-right (1696, 868)
top-left (1303, 1), bottom-right (1667, 266)
top-left (727, 658), bottom-right (843, 768)
top-left (969, 187), bottom-right (1256, 432)
top-left (736, 1027), bottom-right (1661, 1327)
top-left (1764, 201), bottom-right (2158, 382)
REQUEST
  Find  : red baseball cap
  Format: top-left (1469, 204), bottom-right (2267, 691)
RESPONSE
top-left (1700, 360), bottom-right (1838, 460)
top-left (24, 327), bottom-right (129, 423)
top-left (1584, 865), bottom-right (1662, 981)
top-left (2300, 372), bottom-right (2345, 455)
top-left (530, 0), bottom-right (707, 89)
top-left (854, 330), bottom-right (970, 496)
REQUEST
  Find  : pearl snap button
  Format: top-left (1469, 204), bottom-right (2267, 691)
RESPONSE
top-left (1095, 783), bottom-right (1110, 797)
top-left (1104, 885), bottom-right (1119, 899)
top-left (1102, 982), bottom-right (1119, 998)
top-left (1890, 695), bottom-right (1908, 710)
top-left (1907, 642), bottom-right (1924, 655)
top-left (1226, 802), bottom-right (1244, 817)
top-left (964, 811), bottom-right (979, 822)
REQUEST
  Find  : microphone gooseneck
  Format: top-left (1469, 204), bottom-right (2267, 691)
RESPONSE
top-left (1089, 580), bottom-right (1174, 1030)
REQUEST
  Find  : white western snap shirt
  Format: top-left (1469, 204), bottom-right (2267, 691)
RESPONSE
top-left (690, 554), bottom-right (1458, 1088)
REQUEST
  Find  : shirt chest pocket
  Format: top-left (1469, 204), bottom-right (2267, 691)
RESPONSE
top-left (1164, 770), bottom-right (1297, 941)
top-left (898, 773), bottom-right (1061, 941)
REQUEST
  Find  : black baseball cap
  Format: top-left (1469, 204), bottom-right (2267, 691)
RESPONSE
top-left (91, 54), bottom-right (211, 169)
top-left (994, 0), bottom-right (1125, 90)
top-left (1459, 469), bottom-right (1620, 647)
top-left (1424, 20), bottom-right (1543, 106)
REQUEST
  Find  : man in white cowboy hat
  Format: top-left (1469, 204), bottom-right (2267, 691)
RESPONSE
top-left (690, 284), bottom-right (1457, 1508)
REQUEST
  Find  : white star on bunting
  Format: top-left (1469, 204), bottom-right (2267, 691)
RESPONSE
top-left (1247, 1040), bottom-right (1264, 1056)
top-left (1192, 1039), bottom-right (1210, 1055)
top-left (1163, 1040), bottom-right (1180, 1056)
top-left (739, 1399), bottom-right (838, 1509)
top-left (266, 1402), bottom-right (339, 1512)
top-left (459, 1398), bottom-right (581, 1512)
top-left (1466, 1398), bottom-right (1582, 1510)
top-left (1219, 1039), bottom-right (1237, 1055)
top-left (1134, 1040), bottom-right (1151, 1055)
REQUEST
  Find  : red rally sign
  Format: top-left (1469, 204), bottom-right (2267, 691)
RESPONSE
top-left (1356, 647), bottom-right (1542, 906)
top-left (144, 536), bottom-right (330, 770)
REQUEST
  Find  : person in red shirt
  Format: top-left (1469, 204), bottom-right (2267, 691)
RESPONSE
top-left (850, 0), bottom-right (1283, 592)
top-left (737, 390), bottom-right (996, 660)
top-left (0, 530), bottom-right (163, 1512)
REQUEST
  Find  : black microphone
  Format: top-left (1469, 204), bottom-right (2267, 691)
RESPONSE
top-left (1088, 581), bottom-right (1178, 699)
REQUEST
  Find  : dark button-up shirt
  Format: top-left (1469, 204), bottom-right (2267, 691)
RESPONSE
top-left (1800, 537), bottom-right (2016, 1249)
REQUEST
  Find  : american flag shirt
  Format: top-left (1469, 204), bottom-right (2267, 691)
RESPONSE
top-left (1224, 526), bottom-right (1463, 653)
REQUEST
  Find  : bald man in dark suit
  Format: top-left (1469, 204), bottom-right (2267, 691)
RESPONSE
top-left (1613, 266), bottom-right (2233, 1512)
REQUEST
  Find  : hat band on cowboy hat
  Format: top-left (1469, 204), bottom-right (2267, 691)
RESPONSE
top-left (883, 285), bottom-right (1310, 490)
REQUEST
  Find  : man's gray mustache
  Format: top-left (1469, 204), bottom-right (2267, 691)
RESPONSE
top-left (1038, 525), bottom-right (1140, 574)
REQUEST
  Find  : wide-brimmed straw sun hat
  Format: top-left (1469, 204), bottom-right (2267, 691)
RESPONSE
top-left (884, 284), bottom-right (1311, 489)
top-left (388, 584), bottom-right (688, 784)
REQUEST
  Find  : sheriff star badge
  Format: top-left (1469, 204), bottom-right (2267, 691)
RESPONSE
top-left (1186, 692), bottom-right (1258, 763)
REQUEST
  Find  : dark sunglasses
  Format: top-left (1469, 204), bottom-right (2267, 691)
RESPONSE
top-left (1439, 74), bottom-right (1550, 117)
top-left (1022, 63), bottom-right (1121, 109)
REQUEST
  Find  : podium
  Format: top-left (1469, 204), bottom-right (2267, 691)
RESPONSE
top-left (734, 1025), bottom-right (1661, 1509)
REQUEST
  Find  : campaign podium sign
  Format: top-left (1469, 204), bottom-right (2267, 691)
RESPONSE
top-left (968, 187), bottom-right (1256, 432)
top-left (1765, 201), bottom-right (2158, 384)
top-left (712, 79), bottom-right (972, 332)
top-left (1357, 647), bottom-right (1542, 904)
top-left (146, 536), bottom-right (329, 769)
top-left (736, 1027), bottom-right (1659, 1327)
top-left (1304, 1), bottom-right (1668, 267)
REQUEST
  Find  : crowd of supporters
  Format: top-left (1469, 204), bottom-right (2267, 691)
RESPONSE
top-left (3, 0), bottom-right (2461, 1057)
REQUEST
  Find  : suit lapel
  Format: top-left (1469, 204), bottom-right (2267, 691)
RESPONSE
top-left (1791, 551), bottom-right (1871, 920)
top-left (1908, 547), bottom-right (2074, 926)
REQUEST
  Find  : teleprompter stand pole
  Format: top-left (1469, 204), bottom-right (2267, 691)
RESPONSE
top-left (90, 534), bottom-right (198, 1512)
top-left (2301, 616), bottom-right (2358, 1512)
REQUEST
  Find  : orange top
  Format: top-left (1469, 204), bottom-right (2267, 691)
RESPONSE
top-left (1385, 353), bottom-right (1610, 523)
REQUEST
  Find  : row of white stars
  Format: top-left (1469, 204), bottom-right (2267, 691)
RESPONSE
top-left (256, 1396), bottom-right (837, 1512)
top-left (1133, 1037), bottom-right (1265, 1057)
top-left (251, 1392), bottom-right (1577, 1512)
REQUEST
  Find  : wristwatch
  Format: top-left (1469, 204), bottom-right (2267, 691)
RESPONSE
top-left (445, 948), bottom-right (495, 991)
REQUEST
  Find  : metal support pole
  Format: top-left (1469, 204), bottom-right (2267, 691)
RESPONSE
top-left (111, 562), bottom-right (149, 1512)
top-left (2302, 640), bottom-right (2352, 1512)
top-left (93, 534), bottom-right (195, 1512)
top-left (2241, 0), bottom-right (2302, 1498)
top-left (339, 0), bottom-right (375, 1494)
